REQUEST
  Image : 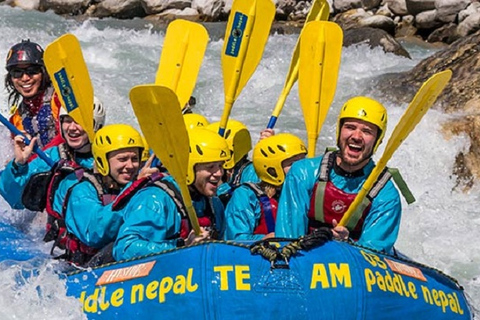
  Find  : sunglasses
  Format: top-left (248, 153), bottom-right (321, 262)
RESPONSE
top-left (9, 66), bottom-right (43, 79)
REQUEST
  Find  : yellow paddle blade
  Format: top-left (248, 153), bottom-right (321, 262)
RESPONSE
top-left (339, 69), bottom-right (452, 227)
top-left (298, 21), bottom-right (343, 157)
top-left (155, 20), bottom-right (209, 110)
top-left (219, 0), bottom-right (275, 135)
top-left (267, 0), bottom-right (330, 128)
top-left (44, 34), bottom-right (95, 142)
top-left (129, 85), bottom-right (201, 234)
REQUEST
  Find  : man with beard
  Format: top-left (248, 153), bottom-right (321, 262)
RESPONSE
top-left (275, 96), bottom-right (402, 253)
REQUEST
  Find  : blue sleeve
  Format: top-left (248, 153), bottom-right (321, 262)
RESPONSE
top-left (357, 180), bottom-right (402, 253)
top-left (224, 186), bottom-right (263, 241)
top-left (62, 181), bottom-right (123, 248)
top-left (239, 163), bottom-right (260, 184)
top-left (0, 160), bottom-right (29, 209)
top-left (216, 182), bottom-right (231, 197)
top-left (0, 147), bottom-right (60, 209)
top-left (275, 157), bottom-right (322, 238)
top-left (75, 157), bottom-right (94, 170)
top-left (217, 163), bottom-right (258, 198)
top-left (113, 187), bottom-right (180, 261)
top-left (211, 196), bottom-right (225, 238)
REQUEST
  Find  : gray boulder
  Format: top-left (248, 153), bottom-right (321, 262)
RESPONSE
top-left (39, 0), bottom-right (88, 15)
top-left (343, 27), bottom-right (411, 58)
top-left (406, 0), bottom-right (435, 15)
top-left (385, 0), bottom-right (408, 16)
top-left (89, 0), bottom-right (146, 19)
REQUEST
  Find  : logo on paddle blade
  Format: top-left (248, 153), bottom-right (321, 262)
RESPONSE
top-left (54, 68), bottom-right (78, 113)
top-left (225, 12), bottom-right (247, 57)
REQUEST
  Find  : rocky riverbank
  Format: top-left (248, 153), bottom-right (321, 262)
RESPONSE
top-left (4, 0), bottom-right (480, 44)
top-left (4, 0), bottom-right (480, 189)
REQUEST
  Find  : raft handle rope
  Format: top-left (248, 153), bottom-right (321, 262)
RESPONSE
top-left (250, 227), bottom-right (333, 269)
top-left (249, 240), bottom-right (289, 269)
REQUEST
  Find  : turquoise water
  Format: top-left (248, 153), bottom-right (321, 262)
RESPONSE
top-left (0, 5), bottom-right (478, 318)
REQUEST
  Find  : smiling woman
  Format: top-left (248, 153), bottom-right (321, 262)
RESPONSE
top-left (4, 39), bottom-right (63, 148)
top-left (186, 127), bottom-right (230, 239)
top-left (46, 123), bottom-right (145, 266)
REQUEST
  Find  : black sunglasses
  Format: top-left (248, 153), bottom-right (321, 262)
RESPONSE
top-left (9, 66), bottom-right (43, 79)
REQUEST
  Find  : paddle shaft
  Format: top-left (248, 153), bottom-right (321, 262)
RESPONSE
top-left (130, 85), bottom-right (201, 235)
top-left (219, 0), bottom-right (275, 136)
top-left (0, 114), bottom-right (54, 167)
top-left (307, 27), bottom-right (326, 157)
top-left (267, 0), bottom-right (330, 129)
top-left (298, 21), bottom-right (343, 158)
top-left (219, 5), bottom-right (255, 136)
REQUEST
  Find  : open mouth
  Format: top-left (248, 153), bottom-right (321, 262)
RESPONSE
top-left (67, 132), bottom-right (82, 138)
top-left (207, 179), bottom-right (219, 191)
top-left (347, 142), bottom-right (363, 154)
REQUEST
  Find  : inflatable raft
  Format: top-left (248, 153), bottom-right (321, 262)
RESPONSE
top-left (65, 239), bottom-right (473, 319)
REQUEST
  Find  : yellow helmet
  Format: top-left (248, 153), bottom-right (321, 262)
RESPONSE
top-left (207, 119), bottom-right (252, 170)
top-left (93, 124), bottom-right (144, 176)
top-left (187, 127), bottom-right (230, 185)
top-left (253, 133), bottom-right (307, 186)
top-left (336, 96), bottom-right (387, 153)
top-left (141, 136), bottom-right (151, 162)
top-left (183, 113), bottom-right (209, 130)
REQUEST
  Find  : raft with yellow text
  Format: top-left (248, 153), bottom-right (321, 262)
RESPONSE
top-left (65, 239), bottom-right (473, 319)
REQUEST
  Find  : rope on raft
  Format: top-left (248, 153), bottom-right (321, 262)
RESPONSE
top-left (250, 227), bottom-right (333, 268)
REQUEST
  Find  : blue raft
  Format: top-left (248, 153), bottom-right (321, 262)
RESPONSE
top-left (65, 239), bottom-right (473, 319)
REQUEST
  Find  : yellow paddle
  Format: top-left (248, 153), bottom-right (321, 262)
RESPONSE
top-left (298, 21), bottom-right (343, 157)
top-left (219, 0), bottom-right (275, 136)
top-left (267, 0), bottom-right (330, 129)
top-left (44, 33), bottom-right (95, 142)
top-left (339, 70), bottom-right (452, 227)
top-left (155, 19), bottom-right (209, 110)
top-left (129, 85), bottom-right (201, 235)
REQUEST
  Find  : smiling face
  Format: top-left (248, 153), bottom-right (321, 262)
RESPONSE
top-left (107, 147), bottom-right (141, 186)
top-left (337, 118), bottom-right (378, 172)
top-left (193, 161), bottom-right (224, 197)
top-left (61, 115), bottom-right (90, 151)
top-left (9, 64), bottom-right (43, 99)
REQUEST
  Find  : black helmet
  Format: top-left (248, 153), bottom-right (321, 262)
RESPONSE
top-left (5, 39), bottom-right (44, 70)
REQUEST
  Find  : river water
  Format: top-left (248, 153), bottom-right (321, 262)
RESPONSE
top-left (0, 5), bottom-right (478, 318)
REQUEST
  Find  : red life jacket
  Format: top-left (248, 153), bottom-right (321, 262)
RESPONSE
top-left (307, 150), bottom-right (393, 240)
top-left (180, 193), bottom-right (219, 239)
top-left (242, 183), bottom-right (278, 235)
top-left (57, 170), bottom-right (118, 266)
